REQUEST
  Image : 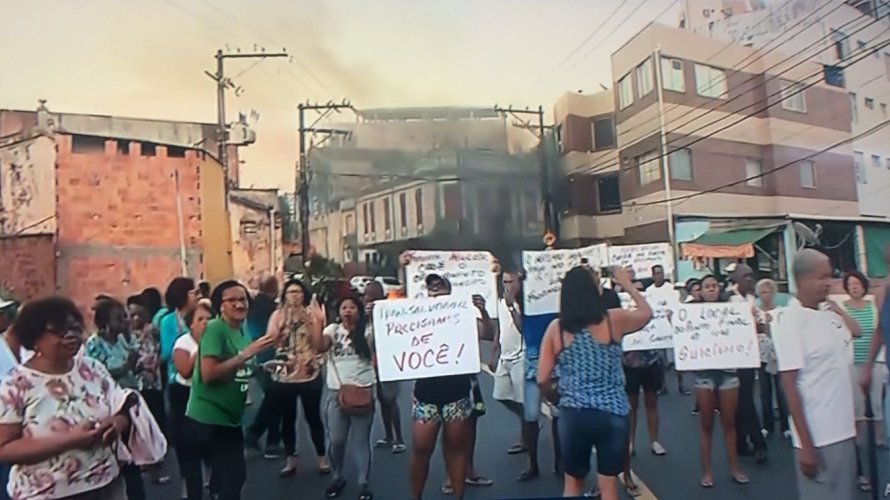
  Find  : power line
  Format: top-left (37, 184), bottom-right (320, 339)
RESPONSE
top-left (612, 0), bottom-right (850, 146)
top-left (582, 23), bottom-right (890, 178)
top-left (568, 0), bottom-right (663, 71)
top-left (629, 118), bottom-right (890, 208)
top-left (600, 7), bottom-right (873, 167)
top-left (554, 0), bottom-right (633, 69)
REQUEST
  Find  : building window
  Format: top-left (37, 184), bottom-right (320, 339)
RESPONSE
top-left (882, 103), bottom-right (888, 116)
top-left (873, 154), bottom-right (882, 169)
top-left (71, 135), bottom-right (106, 154)
top-left (362, 203), bottom-right (369, 233)
top-left (823, 65), bottom-right (845, 88)
top-left (669, 148), bottom-right (693, 180)
top-left (383, 198), bottom-right (391, 230)
top-left (141, 142), bottom-right (157, 157)
top-left (745, 158), bottom-right (763, 187)
top-left (636, 57), bottom-right (654, 97)
top-left (399, 192), bottom-right (407, 228)
top-left (866, 97), bottom-right (875, 110)
top-left (414, 188), bottom-right (423, 225)
top-left (780, 80), bottom-right (806, 112)
top-left (167, 146), bottom-right (186, 158)
top-left (592, 117), bottom-right (615, 151)
top-left (851, 93), bottom-right (859, 123)
top-left (618, 73), bottom-right (634, 109)
top-left (799, 160), bottom-right (816, 189)
top-left (597, 175), bottom-right (621, 212)
top-left (694, 64), bottom-right (727, 98)
top-left (523, 190), bottom-right (541, 223)
top-left (832, 29), bottom-right (851, 60)
top-left (855, 152), bottom-right (866, 184)
top-left (117, 140), bottom-right (130, 155)
top-left (661, 57), bottom-right (685, 92)
top-left (369, 203), bottom-right (376, 233)
top-left (638, 150), bottom-right (661, 185)
top-left (858, 40), bottom-right (868, 53)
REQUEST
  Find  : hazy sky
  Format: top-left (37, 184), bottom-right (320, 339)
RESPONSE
top-left (1, 0), bottom-right (681, 190)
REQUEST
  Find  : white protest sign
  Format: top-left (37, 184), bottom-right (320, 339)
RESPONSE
top-left (522, 244), bottom-right (609, 316)
top-left (372, 297), bottom-right (481, 382)
top-left (622, 294), bottom-right (677, 351)
top-left (608, 243), bottom-right (673, 279)
top-left (404, 250), bottom-right (498, 317)
top-left (672, 302), bottom-right (761, 371)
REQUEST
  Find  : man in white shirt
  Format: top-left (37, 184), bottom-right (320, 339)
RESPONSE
top-left (490, 271), bottom-right (535, 478)
top-left (774, 249), bottom-right (857, 499)
top-left (646, 265), bottom-right (685, 397)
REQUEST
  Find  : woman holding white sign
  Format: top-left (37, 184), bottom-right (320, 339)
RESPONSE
top-left (536, 266), bottom-right (652, 500)
top-left (692, 275), bottom-right (748, 489)
top-left (308, 296), bottom-right (376, 500)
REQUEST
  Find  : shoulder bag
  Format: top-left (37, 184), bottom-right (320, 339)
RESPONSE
top-left (328, 348), bottom-right (373, 417)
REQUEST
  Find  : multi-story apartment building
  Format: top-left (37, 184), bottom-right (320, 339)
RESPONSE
top-left (682, 0), bottom-right (890, 217)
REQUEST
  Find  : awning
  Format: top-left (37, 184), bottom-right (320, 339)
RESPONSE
top-left (681, 223), bottom-right (785, 259)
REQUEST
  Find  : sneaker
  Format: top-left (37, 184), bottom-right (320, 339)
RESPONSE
top-left (651, 441), bottom-right (667, 456)
top-left (761, 429), bottom-right (770, 439)
top-left (264, 446), bottom-right (284, 459)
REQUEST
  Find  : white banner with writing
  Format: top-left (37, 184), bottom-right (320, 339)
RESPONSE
top-left (672, 302), bottom-right (761, 371)
top-left (522, 244), bottom-right (609, 316)
top-left (373, 297), bottom-right (481, 382)
top-left (608, 243), bottom-right (673, 279)
top-left (621, 294), bottom-right (677, 351)
top-left (404, 250), bottom-right (498, 317)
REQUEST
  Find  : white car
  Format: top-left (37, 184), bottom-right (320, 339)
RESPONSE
top-left (350, 276), bottom-right (375, 294)
top-left (375, 276), bottom-right (402, 295)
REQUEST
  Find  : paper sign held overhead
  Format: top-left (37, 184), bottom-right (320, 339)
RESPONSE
top-left (672, 302), bottom-right (761, 371)
top-left (373, 297), bottom-right (481, 382)
top-left (522, 244), bottom-right (609, 316)
top-left (621, 294), bottom-right (677, 352)
top-left (404, 250), bottom-right (498, 317)
top-left (608, 243), bottom-right (673, 279)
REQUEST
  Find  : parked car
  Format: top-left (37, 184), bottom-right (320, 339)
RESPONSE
top-left (350, 276), bottom-right (375, 294)
top-left (375, 276), bottom-right (402, 296)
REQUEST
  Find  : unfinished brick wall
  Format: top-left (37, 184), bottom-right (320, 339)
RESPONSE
top-left (0, 235), bottom-right (56, 301)
top-left (54, 135), bottom-right (205, 316)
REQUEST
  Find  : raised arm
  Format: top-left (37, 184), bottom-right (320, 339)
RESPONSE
top-left (609, 267), bottom-right (653, 336)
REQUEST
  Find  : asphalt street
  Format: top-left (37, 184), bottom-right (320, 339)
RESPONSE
top-left (146, 352), bottom-right (889, 499)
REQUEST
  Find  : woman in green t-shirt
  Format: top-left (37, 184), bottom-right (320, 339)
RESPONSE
top-left (182, 280), bottom-right (276, 500)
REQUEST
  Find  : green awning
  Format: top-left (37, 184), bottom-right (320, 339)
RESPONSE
top-left (691, 227), bottom-right (781, 247)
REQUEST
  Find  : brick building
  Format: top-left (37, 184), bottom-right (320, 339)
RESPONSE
top-left (229, 188), bottom-right (284, 289)
top-left (0, 103), bottom-right (234, 317)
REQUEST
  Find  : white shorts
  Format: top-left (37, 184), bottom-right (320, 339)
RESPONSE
top-left (492, 357), bottom-right (525, 404)
top-left (854, 363), bottom-right (887, 421)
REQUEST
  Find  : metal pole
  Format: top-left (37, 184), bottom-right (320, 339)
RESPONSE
top-left (215, 50), bottom-right (229, 190)
top-left (654, 46), bottom-right (678, 281)
top-left (537, 105), bottom-right (555, 245)
top-left (298, 104), bottom-right (311, 279)
top-left (174, 171), bottom-right (188, 276)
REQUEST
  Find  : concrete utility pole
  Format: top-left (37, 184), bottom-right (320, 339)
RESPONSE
top-left (494, 105), bottom-right (557, 248)
top-left (296, 101), bottom-right (354, 278)
top-left (206, 48), bottom-right (287, 192)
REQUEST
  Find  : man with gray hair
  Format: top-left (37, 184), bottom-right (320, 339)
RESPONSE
top-left (774, 249), bottom-right (859, 499)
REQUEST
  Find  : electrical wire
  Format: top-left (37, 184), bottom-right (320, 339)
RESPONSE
top-left (554, 0), bottom-right (633, 69)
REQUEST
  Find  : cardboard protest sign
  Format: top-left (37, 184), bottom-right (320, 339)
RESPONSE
top-left (404, 250), bottom-right (498, 317)
top-left (672, 302), bottom-right (761, 371)
top-left (608, 243), bottom-right (673, 279)
top-left (621, 294), bottom-right (677, 351)
top-left (522, 244), bottom-right (609, 316)
top-left (372, 297), bottom-right (481, 382)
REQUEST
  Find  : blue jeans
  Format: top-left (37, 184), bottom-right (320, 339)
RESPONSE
top-left (558, 407), bottom-right (629, 478)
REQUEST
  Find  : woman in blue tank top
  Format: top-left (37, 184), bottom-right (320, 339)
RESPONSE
top-left (537, 266), bottom-right (652, 499)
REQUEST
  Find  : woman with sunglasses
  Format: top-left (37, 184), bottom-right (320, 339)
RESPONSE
top-left (0, 297), bottom-right (134, 500)
top-left (264, 279), bottom-right (329, 477)
top-left (183, 281), bottom-right (276, 500)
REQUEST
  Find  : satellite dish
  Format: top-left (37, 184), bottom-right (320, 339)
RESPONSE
top-left (793, 221), bottom-right (821, 250)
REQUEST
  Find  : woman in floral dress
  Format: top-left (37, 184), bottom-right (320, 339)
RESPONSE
top-left (0, 297), bottom-right (133, 500)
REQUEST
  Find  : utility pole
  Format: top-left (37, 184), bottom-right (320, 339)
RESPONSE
top-left (206, 48), bottom-right (287, 192)
top-left (654, 46), bottom-right (678, 282)
top-left (296, 101), bottom-right (354, 278)
top-left (494, 105), bottom-right (556, 248)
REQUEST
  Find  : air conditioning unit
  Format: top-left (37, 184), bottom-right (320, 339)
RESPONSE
top-left (227, 122), bottom-right (257, 146)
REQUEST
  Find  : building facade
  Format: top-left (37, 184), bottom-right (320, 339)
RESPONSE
top-left (0, 103), bottom-right (234, 316)
top-left (229, 188), bottom-right (284, 289)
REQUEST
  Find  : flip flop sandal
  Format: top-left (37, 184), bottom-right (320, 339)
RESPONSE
top-left (319, 466), bottom-right (332, 476)
top-left (507, 444), bottom-right (527, 455)
top-left (373, 439), bottom-right (391, 448)
top-left (465, 476), bottom-right (493, 486)
top-left (325, 480), bottom-right (347, 498)
top-left (732, 474), bottom-right (750, 485)
top-left (624, 481), bottom-right (642, 497)
top-left (441, 483), bottom-right (454, 495)
top-left (517, 470), bottom-right (539, 482)
top-left (858, 476), bottom-right (872, 492)
top-left (152, 476), bottom-right (172, 485)
top-left (391, 443), bottom-right (407, 454)
top-left (700, 479), bottom-right (715, 489)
